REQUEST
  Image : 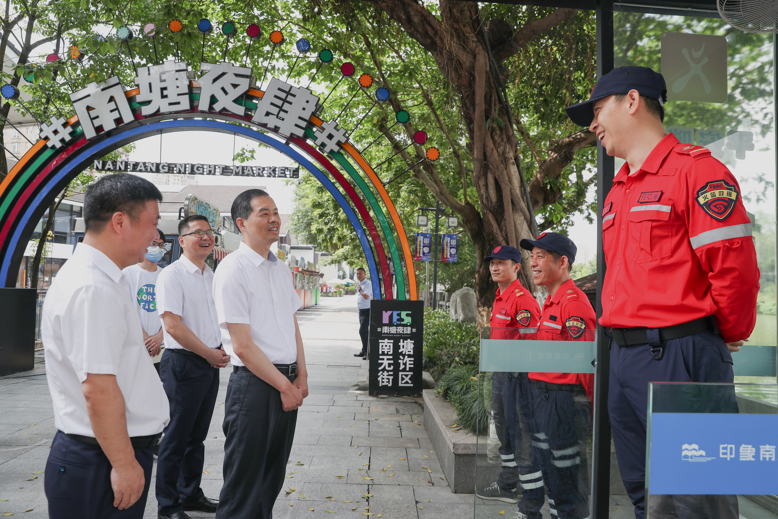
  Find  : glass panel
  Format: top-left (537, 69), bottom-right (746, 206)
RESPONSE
top-left (475, 328), bottom-right (596, 519)
top-left (647, 382), bottom-right (778, 518)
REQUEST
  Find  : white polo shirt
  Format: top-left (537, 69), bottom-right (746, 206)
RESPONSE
top-left (156, 254), bottom-right (221, 350)
top-left (357, 278), bottom-right (372, 310)
top-left (41, 243), bottom-right (170, 437)
top-left (213, 241), bottom-right (301, 366)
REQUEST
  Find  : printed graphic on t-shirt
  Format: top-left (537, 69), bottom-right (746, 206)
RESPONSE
top-left (137, 284), bottom-right (157, 312)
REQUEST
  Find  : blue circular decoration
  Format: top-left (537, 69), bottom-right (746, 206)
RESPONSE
top-left (117, 26), bottom-right (133, 41)
top-left (198, 18), bottom-right (212, 34)
top-left (1, 84), bottom-right (19, 100)
top-left (375, 87), bottom-right (390, 103)
top-left (296, 38), bottom-right (311, 53)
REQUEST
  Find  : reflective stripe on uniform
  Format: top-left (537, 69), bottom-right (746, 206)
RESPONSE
top-left (532, 441), bottom-right (550, 449)
top-left (519, 470), bottom-right (543, 481)
top-left (519, 327), bottom-right (537, 334)
top-left (521, 479), bottom-right (544, 490)
top-left (543, 321), bottom-right (562, 330)
top-left (551, 445), bottom-right (580, 457)
top-left (630, 204), bottom-right (671, 213)
top-left (494, 314), bottom-right (511, 321)
top-left (603, 213), bottom-right (615, 222)
top-left (500, 454), bottom-right (514, 460)
top-left (502, 461), bottom-right (517, 467)
top-left (690, 223), bottom-right (752, 250)
top-left (552, 456), bottom-right (581, 468)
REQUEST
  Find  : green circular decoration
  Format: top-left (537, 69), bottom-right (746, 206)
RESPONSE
top-left (117, 26), bottom-right (133, 41)
top-left (396, 110), bottom-right (410, 124)
top-left (222, 21), bottom-right (236, 36)
top-left (23, 69), bottom-right (35, 83)
top-left (319, 49), bottom-right (333, 64)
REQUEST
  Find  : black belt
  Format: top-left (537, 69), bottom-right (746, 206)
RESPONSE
top-left (609, 316), bottom-right (714, 360)
top-left (234, 363), bottom-right (298, 377)
top-left (533, 380), bottom-right (583, 392)
top-left (64, 432), bottom-right (160, 450)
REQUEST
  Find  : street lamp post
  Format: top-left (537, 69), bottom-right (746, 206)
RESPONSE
top-left (416, 202), bottom-right (458, 310)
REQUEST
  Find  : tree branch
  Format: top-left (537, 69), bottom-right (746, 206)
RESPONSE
top-left (492, 8), bottom-right (579, 63)
top-left (528, 129), bottom-right (596, 210)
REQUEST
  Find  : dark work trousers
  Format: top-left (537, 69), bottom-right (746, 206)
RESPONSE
top-left (608, 329), bottom-right (739, 519)
top-left (45, 431), bottom-right (154, 519)
top-left (358, 308), bottom-right (370, 355)
top-left (156, 349), bottom-right (220, 516)
top-left (215, 368), bottom-right (298, 519)
top-left (491, 373), bottom-right (545, 516)
top-left (528, 382), bottom-right (591, 519)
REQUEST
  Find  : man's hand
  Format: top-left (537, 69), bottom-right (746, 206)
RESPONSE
top-left (726, 339), bottom-right (748, 353)
top-left (204, 347), bottom-right (230, 368)
top-left (144, 335), bottom-right (162, 357)
top-left (110, 459), bottom-right (145, 509)
top-left (280, 383), bottom-right (304, 412)
top-left (294, 371), bottom-right (309, 399)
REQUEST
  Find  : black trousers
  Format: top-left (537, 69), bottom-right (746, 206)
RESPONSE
top-left (45, 431), bottom-right (154, 519)
top-left (156, 349), bottom-right (220, 515)
top-left (216, 368), bottom-right (298, 519)
top-left (358, 308), bottom-right (370, 354)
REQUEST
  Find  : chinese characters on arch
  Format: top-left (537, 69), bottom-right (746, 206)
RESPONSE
top-left (369, 300), bottom-right (424, 396)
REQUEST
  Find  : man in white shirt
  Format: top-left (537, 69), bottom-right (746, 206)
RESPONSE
top-left (42, 173), bottom-right (170, 519)
top-left (213, 189), bottom-right (308, 519)
top-left (155, 215), bottom-right (229, 519)
top-left (354, 267), bottom-right (372, 358)
top-left (123, 228), bottom-right (169, 374)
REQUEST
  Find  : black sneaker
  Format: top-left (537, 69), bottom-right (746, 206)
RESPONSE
top-left (475, 482), bottom-right (519, 503)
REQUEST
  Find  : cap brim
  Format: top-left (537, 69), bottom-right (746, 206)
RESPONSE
top-left (519, 238), bottom-right (541, 252)
top-left (565, 100), bottom-right (595, 127)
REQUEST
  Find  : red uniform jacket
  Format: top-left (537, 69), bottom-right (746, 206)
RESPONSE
top-left (489, 278), bottom-right (541, 339)
top-left (530, 279), bottom-right (596, 399)
top-left (600, 133), bottom-right (760, 343)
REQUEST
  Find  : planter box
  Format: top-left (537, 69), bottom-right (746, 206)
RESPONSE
top-left (423, 389), bottom-right (478, 493)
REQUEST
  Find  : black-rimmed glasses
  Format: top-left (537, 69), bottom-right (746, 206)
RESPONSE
top-left (181, 229), bottom-right (216, 238)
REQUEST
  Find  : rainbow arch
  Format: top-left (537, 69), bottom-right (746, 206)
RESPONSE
top-left (0, 88), bottom-right (418, 301)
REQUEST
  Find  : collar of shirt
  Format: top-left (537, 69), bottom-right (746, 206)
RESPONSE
top-left (178, 253), bottom-right (209, 275)
top-left (238, 241), bottom-right (278, 267)
top-left (613, 133), bottom-right (679, 184)
top-left (545, 278), bottom-right (577, 310)
top-left (73, 243), bottom-right (123, 283)
top-left (495, 278), bottom-right (524, 302)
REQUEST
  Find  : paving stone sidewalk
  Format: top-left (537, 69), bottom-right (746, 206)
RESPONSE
top-left (0, 295), bottom-right (474, 519)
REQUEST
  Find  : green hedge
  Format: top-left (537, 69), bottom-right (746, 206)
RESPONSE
top-left (422, 309), bottom-right (479, 381)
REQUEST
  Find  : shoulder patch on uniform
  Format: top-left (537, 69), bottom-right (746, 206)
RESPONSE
top-left (638, 190), bottom-right (663, 203)
top-left (602, 202), bottom-right (612, 216)
top-left (567, 290), bottom-right (574, 293)
top-left (696, 179), bottom-right (739, 221)
top-left (676, 143), bottom-right (711, 159)
top-left (516, 309), bottom-right (532, 327)
top-left (565, 316), bottom-right (586, 339)
top-left (515, 290), bottom-right (524, 297)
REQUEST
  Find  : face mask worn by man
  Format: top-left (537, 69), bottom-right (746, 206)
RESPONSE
top-left (145, 246), bottom-right (166, 263)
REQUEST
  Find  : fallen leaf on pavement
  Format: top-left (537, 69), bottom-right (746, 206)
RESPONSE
top-left (499, 511), bottom-right (505, 515)
top-left (362, 476), bottom-right (373, 480)
top-left (203, 470), bottom-right (209, 474)
top-left (388, 474), bottom-right (393, 477)
top-left (308, 507), bottom-right (314, 511)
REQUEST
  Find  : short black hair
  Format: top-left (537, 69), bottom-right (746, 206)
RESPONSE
top-left (231, 188), bottom-right (270, 229)
top-left (614, 93), bottom-right (665, 122)
top-left (83, 173), bottom-right (162, 233)
top-left (156, 228), bottom-right (165, 242)
top-left (549, 250), bottom-right (574, 272)
top-left (356, 267), bottom-right (366, 273)
top-left (178, 215), bottom-right (209, 235)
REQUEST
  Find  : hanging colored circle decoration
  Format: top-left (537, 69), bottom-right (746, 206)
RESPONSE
top-left (144, 23), bottom-right (157, 37)
top-left (395, 110), bottom-right (410, 124)
top-left (222, 21), bottom-right (236, 37)
top-left (358, 74), bottom-right (373, 88)
top-left (46, 53), bottom-right (60, 63)
top-left (246, 24), bottom-right (261, 39)
top-left (93, 33), bottom-right (106, 42)
top-left (296, 38), bottom-right (311, 53)
top-left (270, 30), bottom-right (284, 45)
top-left (375, 87), bottom-right (390, 102)
top-left (197, 19), bottom-right (212, 34)
top-left (69, 45), bottom-right (83, 61)
top-left (22, 68), bottom-right (35, 83)
top-left (426, 147), bottom-right (440, 161)
top-left (169, 20), bottom-right (183, 33)
top-left (117, 26), bottom-right (133, 41)
top-left (319, 49), bottom-right (333, 64)
top-left (341, 62), bottom-right (355, 77)
top-left (1, 84), bottom-right (19, 100)
top-left (414, 131), bottom-right (428, 145)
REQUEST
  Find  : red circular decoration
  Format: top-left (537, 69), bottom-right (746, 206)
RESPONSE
top-left (46, 53), bottom-right (60, 63)
top-left (341, 62), bottom-right (355, 77)
top-left (414, 131), bottom-right (428, 145)
top-left (246, 24), bottom-right (261, 39)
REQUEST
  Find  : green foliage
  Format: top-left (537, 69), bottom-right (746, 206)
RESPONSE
top-left (571, 254), bottom-right (597, 280)
top-left (422, 309), bottom-right (479, 381)
top-left (435, 364), bottom-right (488, 435)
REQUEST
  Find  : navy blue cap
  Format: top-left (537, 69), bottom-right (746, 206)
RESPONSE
top-left (565, 66), bottom-right (667, 127)
top-left (520, 232), bottom-right (576, 265)
top-left (484, 245), bottom-right (522, 265)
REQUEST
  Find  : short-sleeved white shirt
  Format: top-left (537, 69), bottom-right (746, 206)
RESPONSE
top-left (42, 243), bottom-right (170, 437)
top-left (156, 254), bottom-right (221, 350)
top-left (123, 264), bottom-right (163, 336)
top-left (357, 278), bottom-right (372, 310)
top-left (213, 241), bottom-right (301, 366)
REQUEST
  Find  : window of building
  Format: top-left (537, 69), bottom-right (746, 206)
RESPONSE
top-left (11, 143), bottom-right (19, 153)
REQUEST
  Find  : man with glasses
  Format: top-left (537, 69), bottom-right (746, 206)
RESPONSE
top-left (123, 228), bottom-right (170, 374)
top-left (155, 215), bottom-right (229, 519)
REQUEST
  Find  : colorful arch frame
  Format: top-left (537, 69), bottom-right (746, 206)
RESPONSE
top-left (0, 106), bottom-right (418, 301)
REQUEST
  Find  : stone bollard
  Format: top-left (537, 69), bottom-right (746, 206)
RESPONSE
top-left (451, 287), bottom-right (477, 322)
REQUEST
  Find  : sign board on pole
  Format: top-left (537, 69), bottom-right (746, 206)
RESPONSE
top-left (441, 233), bottom-right (457, 262)
top-left (368, 300), bottom-right (424, 396)
top-left (414, 232), bottom-right (431, 261)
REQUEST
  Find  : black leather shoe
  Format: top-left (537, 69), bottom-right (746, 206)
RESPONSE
top-left (354, 352), bottom-right (365, 357)
top-left (158, 512), bottom-right (191, 519)
top-left (182, 495), bottom-right (218, 513)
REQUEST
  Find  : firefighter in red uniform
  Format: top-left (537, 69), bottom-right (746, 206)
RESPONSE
top-left (566, 66), bottom-right (759, 519)
top-left (476, 245), bottom-right (545, 518)
top-left (519, 233), bottom-right (594, 519)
